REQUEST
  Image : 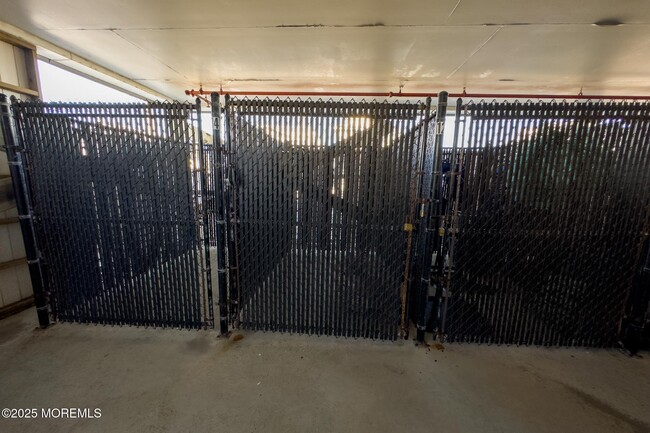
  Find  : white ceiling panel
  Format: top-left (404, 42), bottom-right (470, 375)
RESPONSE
top-left (453, 25), bottom-right (650, 91)
top-left (2, 0), bottom-right (459, 29)
top-left (447, 0), bottom-right (650, 25)
top-left (46, 29), bottom-right (186, 81)
top-left (116, 26), bottom-right (495, 90)
top-left (1, 0), bottom-right (649, 99)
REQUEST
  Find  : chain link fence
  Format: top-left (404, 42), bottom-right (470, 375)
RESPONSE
top-left (443, 101), bottom-right (650, 346)
top-left (222, 97), bottom-right (431, 339)
top-left (5, 94), bottom-right (649, 346)
top-left (11, 100), bottom-right (211, 328)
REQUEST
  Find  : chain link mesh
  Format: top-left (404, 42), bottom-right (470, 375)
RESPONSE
top-left (223, 97), bottom-right (429, 339)
top-left (12, 100), bottom-right (209, 328)
top-left (443, 101), bottom-right (650, 346)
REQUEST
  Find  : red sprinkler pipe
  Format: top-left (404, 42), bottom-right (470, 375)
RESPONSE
top-left (186, 89), bottom-right (437, 98)
top-left (448, 93), bottom-right (650, 101)
top-left (186, 88), bottom-right (650, 101)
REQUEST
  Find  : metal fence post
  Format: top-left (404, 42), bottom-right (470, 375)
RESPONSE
top-left (0, 94), bottom-right (49, 328)
top-left (415, 91), bottom-right (448, 343)
top-left (222, 94), bottom-right (241, 326)
top-left (440, 99), bottom-right (464, 337)
top-left (195, 98), bottom-right (214, 328)
top-left (211, 92), bottom-right (230, 335)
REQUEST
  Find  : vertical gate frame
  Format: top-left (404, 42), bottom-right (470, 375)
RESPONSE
top-left (399, 98), bottom-right (432, 338)
top-left (222, 94), bottom-right (241, 327)
top-left (415, 91), bottom-right (448, 343)
top-left (440, 99), bottom-right (465, 337)
top-left (0, 94), bottom-right (49, 328)
top-left (210, 92), bottom-right (231, 335)
top-left (194, 98), bottom-right (214, 329)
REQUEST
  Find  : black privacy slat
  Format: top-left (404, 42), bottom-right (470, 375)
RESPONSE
top-left (12, 101), bottom-right (209, 328)
top-left (222, 98), bottom-right (431, 340)
top-left (443, 101), bottom-right (650, 346)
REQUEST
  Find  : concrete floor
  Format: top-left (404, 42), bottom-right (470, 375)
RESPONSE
top-left (1, 308), bottom-right (649, 433)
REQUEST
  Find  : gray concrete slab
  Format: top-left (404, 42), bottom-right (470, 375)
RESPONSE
top-left (1, 307), bottom-right (649, 433)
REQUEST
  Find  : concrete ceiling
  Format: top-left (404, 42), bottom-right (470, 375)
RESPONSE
top-left (1, 0), bottom-right (650, 100)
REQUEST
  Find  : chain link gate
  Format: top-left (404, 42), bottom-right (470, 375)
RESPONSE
top-left (216, 96), bottom-right (436, 339)
top-left (8, 92), bottom-right (647, 347)
top-left (441, 100), bottom-right (650, 346)
top-left (7, 98), bottom-right (213, 328)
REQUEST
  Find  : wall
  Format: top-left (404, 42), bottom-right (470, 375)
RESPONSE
top-left (0, 31), bottom-right (40, 316)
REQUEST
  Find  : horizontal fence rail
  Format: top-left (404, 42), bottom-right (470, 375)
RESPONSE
top-left (223, 97), bottom-right (432, 339)
top-left (443, 101), bottom-right (650, 346)
top-left (11, 100), bottom-right (210, 328)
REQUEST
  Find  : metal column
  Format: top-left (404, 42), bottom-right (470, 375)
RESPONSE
top-left (0, 94), bottom-right (49, 328)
